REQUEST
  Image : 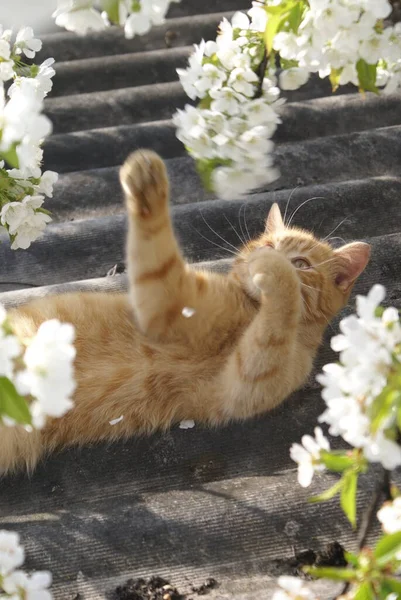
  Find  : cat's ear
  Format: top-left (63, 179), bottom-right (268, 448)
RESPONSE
top-left (265, 203), bottom-right (284, 234)
top-left (333, 242), bottom-right (371, 292)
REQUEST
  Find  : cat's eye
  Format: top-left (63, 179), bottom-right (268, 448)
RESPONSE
top-left (291, 257), bottom-right (311, 270)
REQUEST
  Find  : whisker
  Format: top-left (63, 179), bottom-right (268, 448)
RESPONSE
top-left (327, 236), bottom-right (346, 245)
top-left (301, 282), bottom-right (320, 292)
top-left (320, 312), bottom-right (335, 333)
top-left (223, 214), bottom-right (248, 248)
top-left (283, 186), bottom-right (299, 226)
top-left (312, 256), bottom-right (339, 269)
top-left (322, 217), bottom-right (350, 242)
top-left (199, 210), bottom-right (239, 254)
top-left (302, 294), bottom-right (335, 333)
top-left (238, 203), bottom-right (249, 246)
top-left (190, 225), bottom-right (238, 258)
top-left (243, 203), bottom-right (252, 243)
top-left (287, 196), bottom-right (324, 228)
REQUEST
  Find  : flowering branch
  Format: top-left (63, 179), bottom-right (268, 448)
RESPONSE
top-left (279, 285), bottom-right (401, 599)
top-left (0, 303), bottom-right (76, 429)
top-left (175, 0), bottom-right (401, 200)
top-left (0, 26), bottom-right (57, 249)
top-left (52, 0), bottom-right (181, 38)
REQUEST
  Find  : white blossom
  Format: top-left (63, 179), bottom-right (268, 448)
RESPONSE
top-left (53, 0), bottom-right (180, 39)
top-left (361, 0), bottom-right (392, 19)
top-left (124, 10), bottom-right (152, 38)
top-left (364, 432), bottom-right (401, 471)
top-left (242, 98), bottom-right (281, 131)
top-left (0, 531), bottom-right (25, 576)
top-left (0, 530), bottom-right (53, 599)
top-left (194, 64), bottom-right (227, 98)
top-left (15, 320), bottom-right (76, 428)
top-left (14, 27), bottom-right (42, 59)
top-left (247, 4), bottom-right (267, 33)
top-left (34, 170), bottom-right (59, 198)
top-left (209, 87), bottom-right (245, 115)
top-left (1, 195), bottom-right (51, 249)
top-left (290, 427), bottom-right (330, 488)
top-left (272, 576), bottom-right (316, 600)
top-left (359, 35), bottom-right (386, 64)
top-left (378, 497), bottom-right (401, 534)
top-left (279, 67), bottom-right (310, 91)
top-left (53, 1), bottom-right (107, 35)
top-left (227, 67), bottom-right (258, 97)
top-left (3, 569), bottom-right (52, 599)
top-left (318, 285), bottom-right (401, 470)
top-left (0, 39), bottom-right (14, 81)
top-left (0, 326), bottom-right (21, 380)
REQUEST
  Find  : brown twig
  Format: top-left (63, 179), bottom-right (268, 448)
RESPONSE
top-left (254, 47), bottom-right (268, 99)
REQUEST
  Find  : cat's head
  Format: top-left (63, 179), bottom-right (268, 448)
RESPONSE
top-left (233, 203), bottom-right (371, 323)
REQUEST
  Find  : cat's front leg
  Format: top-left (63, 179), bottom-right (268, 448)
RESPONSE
top-left (216, 248), bottom-right (306, 420)
top-left (120, 150), bottom-right (196, 342)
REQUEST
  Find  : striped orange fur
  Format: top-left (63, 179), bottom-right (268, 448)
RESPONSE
top-left (2, 150), bottom-right (371, 474)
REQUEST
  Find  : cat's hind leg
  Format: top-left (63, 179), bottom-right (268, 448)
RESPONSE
top-left (120, 150), bottom-right (199, 343)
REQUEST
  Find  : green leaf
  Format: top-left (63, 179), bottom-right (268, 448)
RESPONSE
top-left (0, 377), bottom-right (31, 425)
top-left (286, 2), bottom-right (306, 33)
top-left (101, 0), bottom-right (120, 23)
top-left (304, 566), bottom-right (355, 581)
top-left (329, 68), bottom-right (343, 92)
top-left (382, 577), bottom-right (401, 595)
top-left (345, 551), bottom-right (359, 567)
top-left (374, 532), bottom-right (401, 564)
top-left (131, 0), bottom-right (140, 12)
top-left (280, 58), bottom-right (299, 70)
top-left (356, 58), bottom-right (379, 94)
top-left (0, 144), bottom-right (19, 169)
top-left (264, 12), bottom-right (282, 54)
top-left (340, 470), bottom-right (358, 527)
top-left (195, 157), bottom-right (231, 193)
top-left (353, 582), bottom-right (374, 600)
top-left (309, 478), bottom-right (343, 503)
top-left (369, 388), bottom-right (401, 434)
top-left (320, 450), bottom-right (356, 472)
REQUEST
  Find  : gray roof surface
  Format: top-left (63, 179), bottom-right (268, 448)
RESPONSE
top-left (0, 1), bottom-right (401, 598)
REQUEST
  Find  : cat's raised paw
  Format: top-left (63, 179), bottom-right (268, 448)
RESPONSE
top-left (248, 248), bottom-right (299, 296)
top-left (119, 149), bottom-right (169, 218)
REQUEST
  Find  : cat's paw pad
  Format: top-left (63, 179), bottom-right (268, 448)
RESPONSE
top-left (252, 272), bottom-right (274, 294)
top-left (248, 248), bottom-right (296, 295)
top-left (120, 149), bottom-right (168, 217)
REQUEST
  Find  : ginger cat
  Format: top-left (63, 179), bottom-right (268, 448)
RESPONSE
top-left (3, 150), bottom-right (370, 474)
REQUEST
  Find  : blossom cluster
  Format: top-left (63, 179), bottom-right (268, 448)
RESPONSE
top-left (318, 285), bottom-right (401, 470)
top-left (173, 8), bottom-right (282, 200)
top-left (0, 530), bottom-right (52, 599)
top-left (175, 0), bottom-right (401, 200)
top-left (53, 0), bottom-right (181, 38)
top-left (290, 285), bottom-right (401, 492)
top-left (0, 26), bottom-right (57, 249)
top-left (0, 303), bottom-right (76, 429)
top-left (272, 0), bottom-right (401, 94)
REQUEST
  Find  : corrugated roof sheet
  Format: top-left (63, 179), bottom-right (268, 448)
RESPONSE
top-left (0, 1), bottom-right (401, 598)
